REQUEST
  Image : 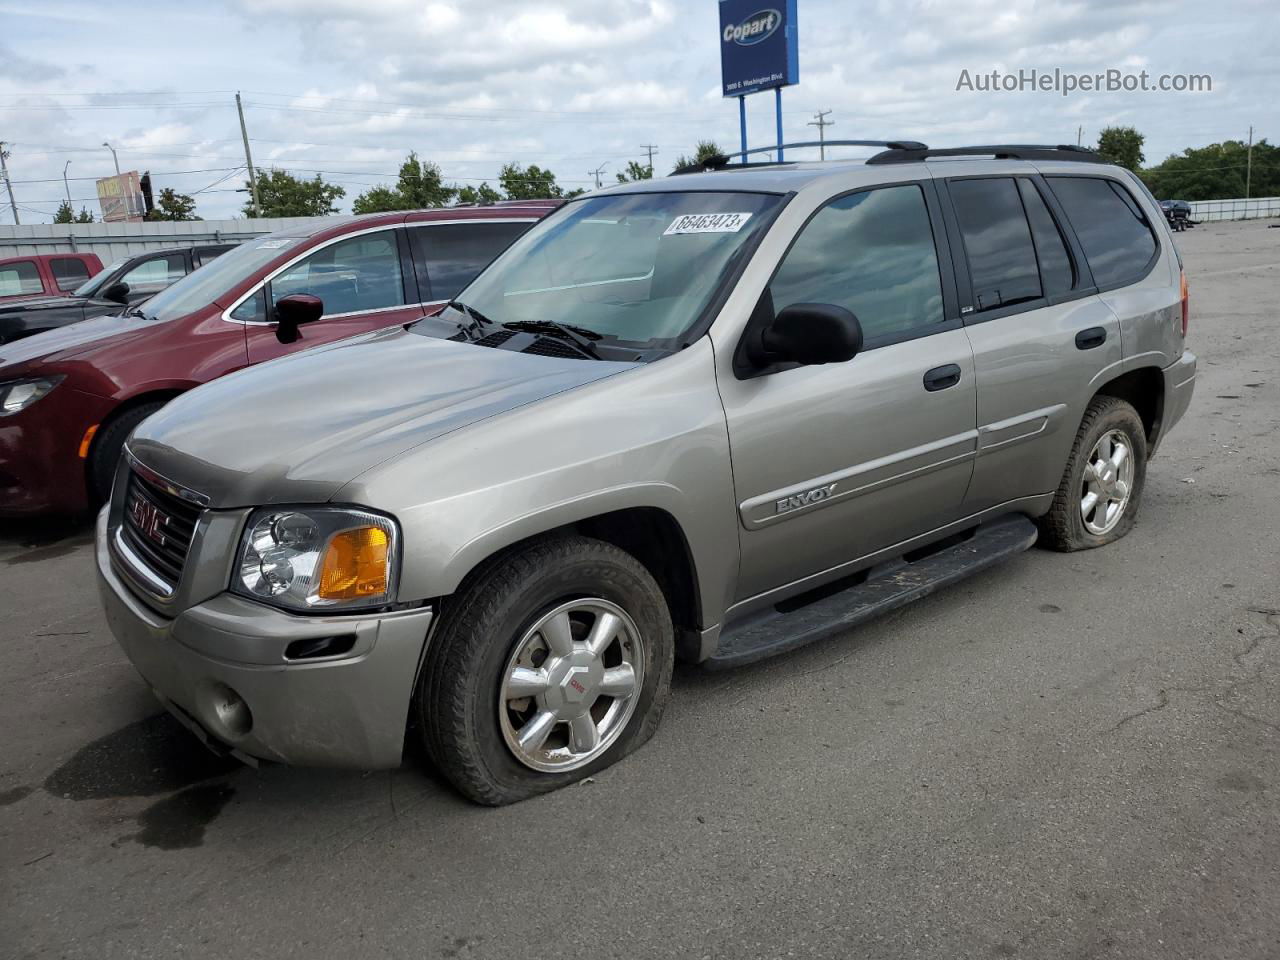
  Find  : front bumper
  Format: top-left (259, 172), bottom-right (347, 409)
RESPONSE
top-left (0, 385), bottom-right (114, 516)
top-left (1154, 348), bottom-right (1197, 455)
top-left (96, 510), bottom-right (435, 769)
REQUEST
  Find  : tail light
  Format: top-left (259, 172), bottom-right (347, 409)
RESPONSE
top-left (1179, 268), bottom-right (1189, 337)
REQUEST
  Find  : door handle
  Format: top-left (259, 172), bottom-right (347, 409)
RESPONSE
top-left (1075, 327), bottom-right (1107, 350)
top-left (923, 364), bottom-right (962, 392)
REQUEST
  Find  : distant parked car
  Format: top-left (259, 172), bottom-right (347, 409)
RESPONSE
top-left (1160, 199), bottom-right (1194, 231)
top-left (0, 202), bottom-right (559, 515)
top-left (0, 253), bottom-right (104, 303)
top-left (0, 244), bottom-right (237, 345)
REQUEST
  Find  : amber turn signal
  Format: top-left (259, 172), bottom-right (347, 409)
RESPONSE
top-left (316, 526), bottom-right (390, 601)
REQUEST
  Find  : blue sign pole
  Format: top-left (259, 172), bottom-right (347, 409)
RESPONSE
top-left (775, 88), bottom-right (784, 162)
top-left (739, 96), bottom-right (748, 164)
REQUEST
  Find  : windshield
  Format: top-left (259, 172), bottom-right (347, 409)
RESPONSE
top-left (439, 191), bottom-right (784, 352)
top-left (73, 259), bottom-right (126, 298)
top-left (134, 235), bottom-right (306, 320)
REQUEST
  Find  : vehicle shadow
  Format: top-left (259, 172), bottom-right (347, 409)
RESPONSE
top-left (0, 513), bottom-right (95, 562)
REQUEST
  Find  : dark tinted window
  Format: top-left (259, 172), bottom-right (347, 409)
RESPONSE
top-left (769, 184), bottom-right (944, 342)
top-left (1016, 179), bottom-right (1074, 297)
top-left (0, 260), bottom-right (42, 297)
top-left (411, 220), bottom-right (532, 302)
top-left (949, 178), bottom-right (1041, 312)
top-left (1047, 176), bottom-right (1157, 288)
top-left (51, 257), bottom-right (91, 291)
top-left (194, 246), bottom-right (233, 267)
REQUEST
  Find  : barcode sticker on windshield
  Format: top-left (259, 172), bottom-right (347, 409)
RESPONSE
top-left (663, 212), bottom-right (753, 236)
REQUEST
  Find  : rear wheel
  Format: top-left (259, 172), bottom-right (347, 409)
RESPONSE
top-left (417, 535), bottom-right (674, 805)
top-left (1038, 395), bottom-right (1147, 551)
top-left (89, 401), bottom-right (166, 505)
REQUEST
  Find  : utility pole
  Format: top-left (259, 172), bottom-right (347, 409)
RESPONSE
top-left (1077, 125), bottom-right (1083, 147)
top-left (640, 143), bottom-right (659, 177)
top-left (63, 161), bottom-right (73, 206)
top-left (588, 162), bottom-right (609, 189)
top-left (1246, 124), bottom-right (1254, 200)
top-left (0, 142), bottom-right (18, 225)
top-left (236, 92), bottom-right (262, 217)
top-left (807, 110), bottom-right (834, 160)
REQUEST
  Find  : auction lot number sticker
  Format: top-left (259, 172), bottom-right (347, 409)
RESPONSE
top-left (664, 212), bottom-right (754, 235)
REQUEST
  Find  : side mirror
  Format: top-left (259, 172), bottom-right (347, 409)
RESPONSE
top-left (759, 303), bottom-right (863, 366)
top-left (274, 294), bottom-right (324, 344)
top-left (102, 282), bottom-right (130, 305)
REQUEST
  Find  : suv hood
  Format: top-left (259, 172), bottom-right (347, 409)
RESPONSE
top-left (129, 326), bottom-right (639, 508)
top-left (0, 310), bottom-right (154, 371)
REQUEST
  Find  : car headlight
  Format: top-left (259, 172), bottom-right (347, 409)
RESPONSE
top-left (0, 376), bottom-right (64, 416)
top-left (232, 507), bottom-right (399, 613)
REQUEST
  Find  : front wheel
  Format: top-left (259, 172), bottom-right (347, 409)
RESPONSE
top-left (416, 535), bottom-right (674, 805)
top-left (1038, 395), bottom-right (1148, 551)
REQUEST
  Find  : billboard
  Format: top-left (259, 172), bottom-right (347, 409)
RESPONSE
top-left (96, 171), bottom-right (146, 223)
top-left (719, 0), bottom-right (799, 98)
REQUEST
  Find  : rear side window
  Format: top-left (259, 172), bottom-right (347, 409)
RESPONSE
top-left (51, 257), bottom-right (91, 291)
top-left (948, 178), bottom-right (1041, 312)
top-left (411, 221), bottom-right (532, 302)
top-left (1046, 176), bottom-right (1157, 288)
top-left (1016, 179), bottom-right (1075, 297)
top-left (769, 184), bottom-right (944, 343)
top-left (0, 261), bottom-right (43, 297)
top-left (194, 246), bottom-right (232, 268)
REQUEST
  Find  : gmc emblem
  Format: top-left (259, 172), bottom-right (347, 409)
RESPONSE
top-left (129, 497), bottom-right (169, 548)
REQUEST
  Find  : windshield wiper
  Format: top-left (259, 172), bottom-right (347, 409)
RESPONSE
top-left (501, 319), bottom-right (604, 360)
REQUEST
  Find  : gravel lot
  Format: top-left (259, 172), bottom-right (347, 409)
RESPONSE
top-left (2, 219), bottom-right (1278, 960)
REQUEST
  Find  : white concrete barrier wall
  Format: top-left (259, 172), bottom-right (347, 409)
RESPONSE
top-left (0, 216), bottom-right (336, 261)
top-left (1187, 197), bottom-right (1280, 222)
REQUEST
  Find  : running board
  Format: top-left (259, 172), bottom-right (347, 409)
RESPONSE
top-left (706, 515), bottom-right (1039, 670)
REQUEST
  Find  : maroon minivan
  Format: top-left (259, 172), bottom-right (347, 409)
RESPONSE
top-left (0, 202), bottom-right (559, 516)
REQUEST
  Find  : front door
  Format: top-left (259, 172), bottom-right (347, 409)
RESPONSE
top-left (716, 182), bottom-right (978, 604)
top-left (245, 227), bottom-right (426, 364)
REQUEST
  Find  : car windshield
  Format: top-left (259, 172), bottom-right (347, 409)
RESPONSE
top-left (73, 260), bottom-right (127, 298)
top-left (426, 190), bottom-right (784, 353)
top-left (134, 235), bottom-right (308, 320)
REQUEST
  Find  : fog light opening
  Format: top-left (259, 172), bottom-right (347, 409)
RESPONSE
top-left (206, 683), bottom-right (253, 740)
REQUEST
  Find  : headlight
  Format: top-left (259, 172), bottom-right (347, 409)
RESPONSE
top-left (232, 507), bottom-right (399, 612)
top-left (0, 376), bottom-right (64, 416)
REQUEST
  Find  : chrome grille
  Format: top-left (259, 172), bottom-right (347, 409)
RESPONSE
top-left (120, 468), bottom-right (202, 591)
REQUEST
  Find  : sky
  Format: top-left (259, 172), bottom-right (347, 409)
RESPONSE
top-left (0, 0), bottom-right (1275, 223)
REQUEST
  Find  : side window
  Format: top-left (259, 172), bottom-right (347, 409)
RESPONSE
top-left (1046, 176), bottom-right (1157, 288)
top-left (1016, 179), bottom-right (1075, 297)
top-left (194, 247), bottom-right (227, 268)
top-left (271, 231), bottom-right (405, 316)
top-left (51, 257), bottom-right (91, 292)
top-left (411, 221), bottom-right (531, 302)
top-left (230, 289), bottom-right (267, 323)
top-left (0, 261), bottom-right (43, 297)
top-left (948, 178), bottom-right (1042, 312)
top-left (769, 184), bottom-right (945, 343)
top-left (120, 254), bottom-right (187, 291)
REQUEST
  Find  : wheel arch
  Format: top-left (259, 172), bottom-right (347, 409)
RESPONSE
top-left (84, 388), bottom-right (188, 497)
top-left (1091, 365), bottom-right (1165, 448)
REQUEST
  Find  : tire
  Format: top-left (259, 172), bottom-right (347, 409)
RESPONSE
top-left (1038, 395), bottom-right (1148, 551)
top-left (417, 535), bottom-right (674, 805)
top-left (89, 401), bottom-right (166, 505)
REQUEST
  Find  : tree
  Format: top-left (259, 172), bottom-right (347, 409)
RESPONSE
top-left (74, 207), bottom-right (95, 223)
top-left (1142, 139), bottom-right (1278, 201)
top-left (670, 140), bottom-right (726, 173)
top-left (456, 182), bottom-right (503, 205)
top-left (146, 187), bottom-right (200, 221)
top-left (54, 200), bottom-right (74, 223)
top-left (1096, 126), bottom-right (1145, 171)
top-left (352, 152), bottom-right (457, 213)
top-left (615, 160), bottom-right (653, 183)
top-left (499, 163), bottom-right (564, 200)
top-left (244, 169), bottom-right (345, 218)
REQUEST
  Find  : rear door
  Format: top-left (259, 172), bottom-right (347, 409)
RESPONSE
top-left (406, 218), bottom-right (538, 307)
top-left (243, 226), bottom-right (425, 364)
top-left (941, 173), bottom-right (1123, 512)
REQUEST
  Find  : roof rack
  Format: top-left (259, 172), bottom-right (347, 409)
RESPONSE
top-left (866, 144), bottom-right (1104, 165)
top-left (673, 140), bottom-right (928, 175)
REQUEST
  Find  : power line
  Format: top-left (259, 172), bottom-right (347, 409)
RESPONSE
top-left (807, 110), bottom-right (834, 160)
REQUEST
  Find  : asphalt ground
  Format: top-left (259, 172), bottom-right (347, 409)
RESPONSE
top-left (2, 218), bottom-right (1278, 959)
